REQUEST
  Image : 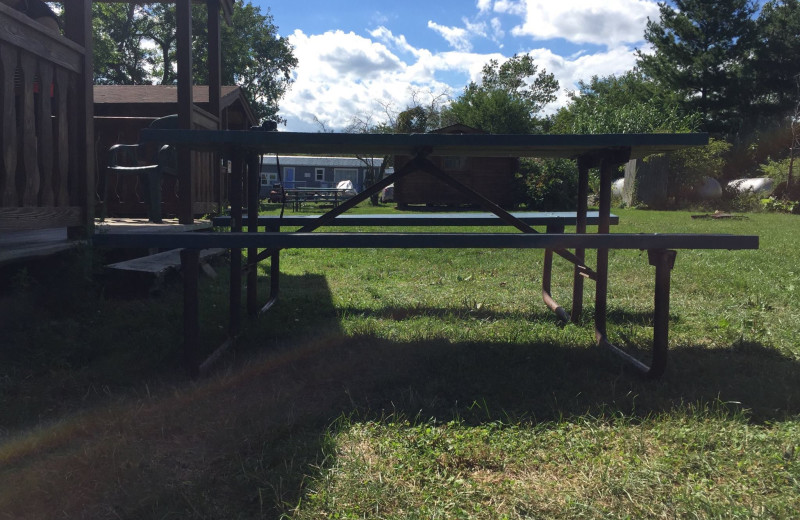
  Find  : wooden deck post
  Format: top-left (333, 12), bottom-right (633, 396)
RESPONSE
top-left (63, 0), bottom-right (94, 237)
top-left (177, 0), bottom-right (194, 225)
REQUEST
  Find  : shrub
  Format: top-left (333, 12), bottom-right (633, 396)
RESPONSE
top-left (758, 156), bottom-right (794, 186)
top-left (517, 158), bottom-right (580, 210)
top-left (717, 183), bottom-right (764, 213)
top-left (761, 197), bottom-right (800, 214)
top-left (668, 138), bottom-right (731, 200)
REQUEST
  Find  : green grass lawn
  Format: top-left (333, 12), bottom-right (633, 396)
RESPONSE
top-left (0, 207), bottom-right (798, 518)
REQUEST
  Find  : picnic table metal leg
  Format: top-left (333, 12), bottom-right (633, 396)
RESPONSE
top-left (587, 149), bottom-right (683, 377)
top-left (572, 158), bottom-right (590, 322)
top-left (247, 153), bottom-right (260, 317)
top-left (542, 224), bottom-right (570, 322)
top-left (593, 155), bottom-right (613, 344)
top-left (596, 249), bottom-right (676, 379)
top-left (648, 249), bottom-right (676, 378)
top-left (261, 223), bottom-right (281, 313)
top-left (181, 248), bottom-right (200, 377)
top-left (229, 150), bottom-right (244, 338)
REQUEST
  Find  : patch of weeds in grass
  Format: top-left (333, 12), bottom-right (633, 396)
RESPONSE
top-left (295, 405), bottom-right (800, 519)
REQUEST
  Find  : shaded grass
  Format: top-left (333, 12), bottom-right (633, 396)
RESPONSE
top-left (0, 208), bottom-right (798, 518)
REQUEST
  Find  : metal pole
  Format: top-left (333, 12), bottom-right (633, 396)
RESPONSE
top-left (181, 248), bottom-right (200, 377)
top-left (542, 224), bottom-right (570, 322)
top-left (572, 157), bottom-right (590, 322)
top-left (247, 152), bottom-right (259, 316)
top-left (594, 155), bottom-right (613, 343)
top-left (648, 249), bottom-right (676, 379)
top-left (229, 149), bottom-right (243, 337)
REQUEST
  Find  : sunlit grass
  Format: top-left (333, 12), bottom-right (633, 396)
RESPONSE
top-left (298, 409), bottom-right (799, 519)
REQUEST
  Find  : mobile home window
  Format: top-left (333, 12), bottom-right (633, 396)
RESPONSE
top-left (315, 168), bottom-right (325, 181)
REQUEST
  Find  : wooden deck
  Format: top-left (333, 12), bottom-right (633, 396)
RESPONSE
top-left (0, 218), bottom-right (212, 267)
top-left (94, 218), bottom-right (213, 235)
top-left (0, 228), bottom-right (82, 267)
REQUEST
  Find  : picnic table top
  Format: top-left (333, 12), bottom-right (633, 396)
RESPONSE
top-left (140, 130), bottom-right (709, 160)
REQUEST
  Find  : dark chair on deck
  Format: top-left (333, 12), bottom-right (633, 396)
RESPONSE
top-left (105, 114), bottom-right (179, 223)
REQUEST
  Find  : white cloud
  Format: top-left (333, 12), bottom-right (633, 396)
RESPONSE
top-left (427, 20), bottom-right (474, 52)
top-left (280, 0), bottom-right (658, 132)
top-left (490, 17), bottom-right (505, 46)
top-left (510, 0), bottom-right (659, 46)
top-left (494, 0), bottom-right (526, 16)
top-left (525, 45), bottom-right (641, 111)
top-left (369, 26), bottom-right (421, 57)
top-left (284, 29), bottom-right (471, 131)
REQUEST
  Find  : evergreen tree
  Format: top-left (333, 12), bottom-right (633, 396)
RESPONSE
top-left (636, 0), bottom-right (758, 136)
top-left (751, 0), bottom-right (800, 120)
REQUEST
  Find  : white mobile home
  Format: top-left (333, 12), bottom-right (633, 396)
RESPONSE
top-left (258, 156), bottom-right (384, 196)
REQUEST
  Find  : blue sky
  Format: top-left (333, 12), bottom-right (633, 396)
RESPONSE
top-left (254, 0), bottom-right (664, 131)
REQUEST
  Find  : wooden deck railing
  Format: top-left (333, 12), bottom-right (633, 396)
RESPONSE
top-left (0, 3), bottom-right (92, 233)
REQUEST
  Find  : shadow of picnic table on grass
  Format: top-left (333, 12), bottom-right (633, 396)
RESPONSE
top-left (262, 332), bottom-right (800, 426)
top-left (200, 327), bottom-right (799, 516)
top-left (222, 260), bottom-right (799, 514)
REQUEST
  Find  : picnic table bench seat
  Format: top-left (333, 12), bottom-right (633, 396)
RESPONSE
top-left (93, 230), bottom-right (756, 251)
top-left (93, 228), bottom-right (758, 379)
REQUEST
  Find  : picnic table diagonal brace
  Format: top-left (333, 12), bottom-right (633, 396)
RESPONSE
top-left (248, 146), bottom-right (600, 318)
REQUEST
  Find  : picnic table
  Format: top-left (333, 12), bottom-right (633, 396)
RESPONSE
top-left (284, 187), bottom-right (349, 211)
top-left (93, 130), bottom-right (759, 378)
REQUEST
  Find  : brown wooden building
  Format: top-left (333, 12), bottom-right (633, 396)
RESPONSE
top-left (95, 85), bottom-right (257, 219)
top-left (393, 124), bottom-right (519, 208)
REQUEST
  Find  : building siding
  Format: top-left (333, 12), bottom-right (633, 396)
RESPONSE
top-left (258, 156), bottom-right (383, 195)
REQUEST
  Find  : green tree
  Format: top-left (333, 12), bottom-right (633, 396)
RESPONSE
top-left (669, 137), bottom-right (732, 198)
top-left (442, 54), bottom-right (558, 134)
top-left (395, 106), bottom-right (430, 133)
top-left (636, 0), bottom-right (757, 136)
top-left (144, 4), bottom-right (179, 85)
top-left (92, 3), bottom-right (154, 85)
top-left (551, 71), bottom-right (699, 134)
top-left (190, 2), bottom-right (297, 123)
top-left (92, 1), bottom-right (297, 123)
